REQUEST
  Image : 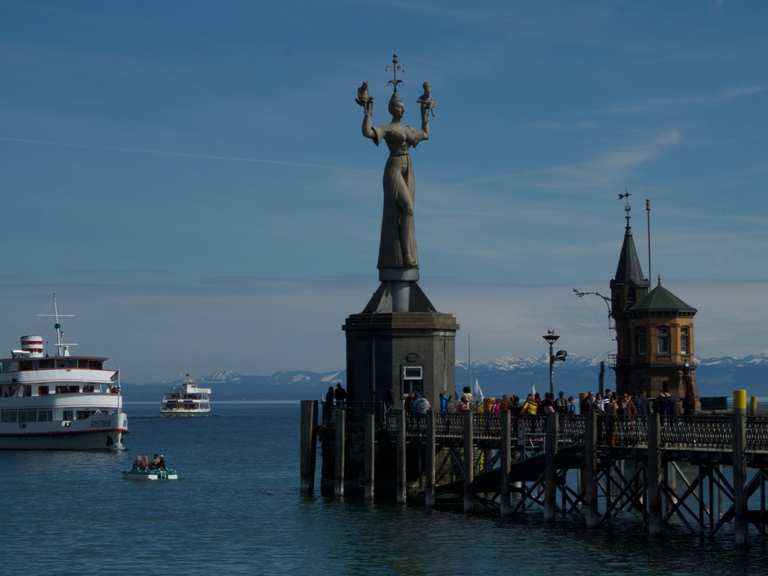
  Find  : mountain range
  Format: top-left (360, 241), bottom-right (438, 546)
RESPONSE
top-left (123, 355), bottom-right (768, 402)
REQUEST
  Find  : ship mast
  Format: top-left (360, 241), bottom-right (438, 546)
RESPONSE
top-left (38, 293), bottom-right (77, 357)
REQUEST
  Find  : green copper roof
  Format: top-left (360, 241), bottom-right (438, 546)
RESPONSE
top-left (629, 281), bottom-right (696, 314)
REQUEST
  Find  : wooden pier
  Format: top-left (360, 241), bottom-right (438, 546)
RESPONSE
top-left (299, 390), bottom-right (768, 547)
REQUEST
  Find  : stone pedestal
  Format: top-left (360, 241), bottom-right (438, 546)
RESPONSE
top-left (342, 269), bottom-right (458, 497)
top-left (343, 267), bottom-right (458, 409)
top-left (343, 310), bottom-right (458, 409)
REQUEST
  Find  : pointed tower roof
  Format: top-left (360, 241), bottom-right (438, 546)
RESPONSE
top-left (630, 279), bottom-right (696, 315)
top-left (614, 226), bottom-right (646, 285)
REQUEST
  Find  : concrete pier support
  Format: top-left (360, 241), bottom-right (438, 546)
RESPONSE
top-left (363, 413), bottom-right (375, 501)
top-left (334, 408), bottom-right (346, 498)
top-left (396, 408), bottom-right (407, 505)
top-left (425, 410), bottom-right (436, 509)
top-left (584, 412), bottom-right (599, 527)
top-left (647, 413), bottom-right (663, 535)
top-left (500, 409), bottom-right (512, 517)
top-left (463, 412), bottom-right (474, 513)
top-left (299, 400), bottom-right (317, 495)
top-left (733, 389), bottom-right (748, 547)
top-left (544, 413), bottom-right (559, 522)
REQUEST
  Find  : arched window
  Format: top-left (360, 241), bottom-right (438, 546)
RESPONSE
top-left (635, 326), bottom-right (647, 356)
top-left (680, 326), bottom-right (690, 356)
top-left (656, 326), bottom-right (671, 356)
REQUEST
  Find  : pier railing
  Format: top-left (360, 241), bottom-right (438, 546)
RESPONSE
top-left (379, 411), bottom-right (768, 454)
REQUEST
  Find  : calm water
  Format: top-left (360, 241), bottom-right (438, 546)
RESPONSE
top-left (1, 403), bottom-right (765, 576)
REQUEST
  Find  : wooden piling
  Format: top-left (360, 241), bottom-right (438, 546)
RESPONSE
top-left (334, 408), bottom-right (346, 498)
top-left (733, 389), bottom-right (748, 547)
top-left (396, 408), bottom-right (407, 505)
top-left (544, 413), bottom-right (559, 522)
top-left (647, 412), bottom-right (663, 535)
top-left (463, 411), bottom-right (474, 513)
top-left (363, 412), bottom-right (375, 501)
top-left (500, 409), bottom-right (512, 517)
top-left (425, 410), bottom-right (436, 509)
top-left (584, 412), bottom-right (599, 527)
top-left (299, 400), bottom-right (317, 495)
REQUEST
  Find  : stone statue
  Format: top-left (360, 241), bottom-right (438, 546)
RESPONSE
top-left (357, 72), bottom-right (433, 276)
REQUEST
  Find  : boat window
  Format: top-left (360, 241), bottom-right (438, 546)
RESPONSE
top-left (19, 361), bottom-right (33, 371)
top-left (1, 409), bottom-right (17, 423)
top-left (63, 410), bottom-right (73, 421)
top-left (23, 385), bottom-right (32, 397)
top-left (83, 385), bottom-right (95, 393)
top-left (89, 360), bottom-right (103, 370)
top-left (76, 410), bottom-right (92, 420)
top-left (39, 386), bottom-right (49, 396)
top-left (39, 359), bottom-right (54, 369)
top-left (38, 410), bottom-right (52, 422)
top-left (19, 409), bottom-right (37, 423)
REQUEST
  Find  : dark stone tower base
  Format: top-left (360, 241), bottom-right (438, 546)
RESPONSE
top-left (343, 310), bottom-right (458, 410)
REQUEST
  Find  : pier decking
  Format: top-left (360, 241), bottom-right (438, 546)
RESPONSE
top-left (299, 392), bottom-right (768, 547)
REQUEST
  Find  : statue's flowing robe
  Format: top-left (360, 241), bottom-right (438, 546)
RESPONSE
top-left (371, 123), bottom-right (426, 270)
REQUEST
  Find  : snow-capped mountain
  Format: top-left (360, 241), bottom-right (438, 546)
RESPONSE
top-left (125, 354), bottom-right (768, 401)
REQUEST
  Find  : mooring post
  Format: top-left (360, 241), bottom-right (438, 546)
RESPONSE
top-left (334, 408), bottom-right (346, 498)
top-left (648, 412), bottom-right (663, 535)
top-left (500, 408), bottom-right (512, 517)
top-left (750, 395), bottom-right (759, 416)
top-left (544, 412), bottom-right (559, 522)
top-left (733, 389), bottom-right (748, 547)
top-left (463, 411), bottom-right (474, 513)
top-left (364, 412), bottom-right (375, 501)
top-left (396, 408), bottom-right (407, 505)
top-left (584, 412), bottom-right (599, 527)
top-left (299, 400), bottom-right (318, 495)
top-left (425, 410), bottom-right (436, 509)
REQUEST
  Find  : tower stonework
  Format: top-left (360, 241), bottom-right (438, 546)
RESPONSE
top-left (610, 213), bottom-right (698, 405)
top-left (610, 219), bottom-right (649, 394)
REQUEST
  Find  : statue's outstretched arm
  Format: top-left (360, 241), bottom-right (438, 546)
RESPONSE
top-left (361, 101), bottom-right (378, 143)
top-left (419, 102), bottom-right (430, 141)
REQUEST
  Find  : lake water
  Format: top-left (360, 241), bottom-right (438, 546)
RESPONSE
top-left (1, 403), bottom-right (766, 575)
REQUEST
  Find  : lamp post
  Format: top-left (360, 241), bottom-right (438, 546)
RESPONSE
top-left (542, 330), bottom-right (567, 397)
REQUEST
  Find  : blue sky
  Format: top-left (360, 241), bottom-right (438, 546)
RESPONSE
top-left (0, 1), bottom-right (766, 381)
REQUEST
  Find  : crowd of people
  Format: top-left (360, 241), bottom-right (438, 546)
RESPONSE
top-left (322, 381), bottom-right (694, 419)
top-left (430, 386), bottom-right (694, 418)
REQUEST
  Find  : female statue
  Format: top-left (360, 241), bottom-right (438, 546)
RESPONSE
top-left (359, 83), bottom-right (433, 272)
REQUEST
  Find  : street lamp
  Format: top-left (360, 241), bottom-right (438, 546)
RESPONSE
top-left (542, 329), bottom-right (567, 397)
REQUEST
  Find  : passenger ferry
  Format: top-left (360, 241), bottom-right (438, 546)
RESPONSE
top-left (160, 374), bottom-right (211, 416)
top-left (0, 297), bottom-right (127, 450)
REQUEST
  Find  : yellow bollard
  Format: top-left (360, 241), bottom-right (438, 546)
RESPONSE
top-left (733, 389), bottom-right (747, 413)
top-left (750, 395), bottom-right (759, 415)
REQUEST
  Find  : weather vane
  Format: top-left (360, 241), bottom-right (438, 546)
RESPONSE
top-left (385, 53), bottom-right (403, 93)
top-left (618, 189), bottom-right (632, 229)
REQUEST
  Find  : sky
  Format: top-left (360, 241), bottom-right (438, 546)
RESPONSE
top-left (0, 1), bottom-right (766, 382)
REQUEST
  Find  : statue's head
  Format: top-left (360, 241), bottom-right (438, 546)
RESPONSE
top-left (388, 91), bottom-right (405, 120)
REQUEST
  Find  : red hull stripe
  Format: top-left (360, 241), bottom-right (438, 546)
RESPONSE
top-left (0, 427), bottom-right (127, 438)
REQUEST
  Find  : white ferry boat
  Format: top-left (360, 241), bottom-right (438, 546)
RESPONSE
top-left (0, 297), bottom-right (127, 450)
top-left (160, 374), bottom-right (211, 416)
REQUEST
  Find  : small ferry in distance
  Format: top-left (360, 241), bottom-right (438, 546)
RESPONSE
top-left (0, 295), bottom-right (128, 450)
top-left (160, 374), bottom-right (211, 416)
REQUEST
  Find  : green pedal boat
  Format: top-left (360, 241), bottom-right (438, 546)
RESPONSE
top-left (123, 467), bottom-right (178, 480)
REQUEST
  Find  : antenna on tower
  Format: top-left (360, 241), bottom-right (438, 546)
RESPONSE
top-left (646, 198), bottom-right (652, 284)
top-left (38, 292), bottom-right (78, 357)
